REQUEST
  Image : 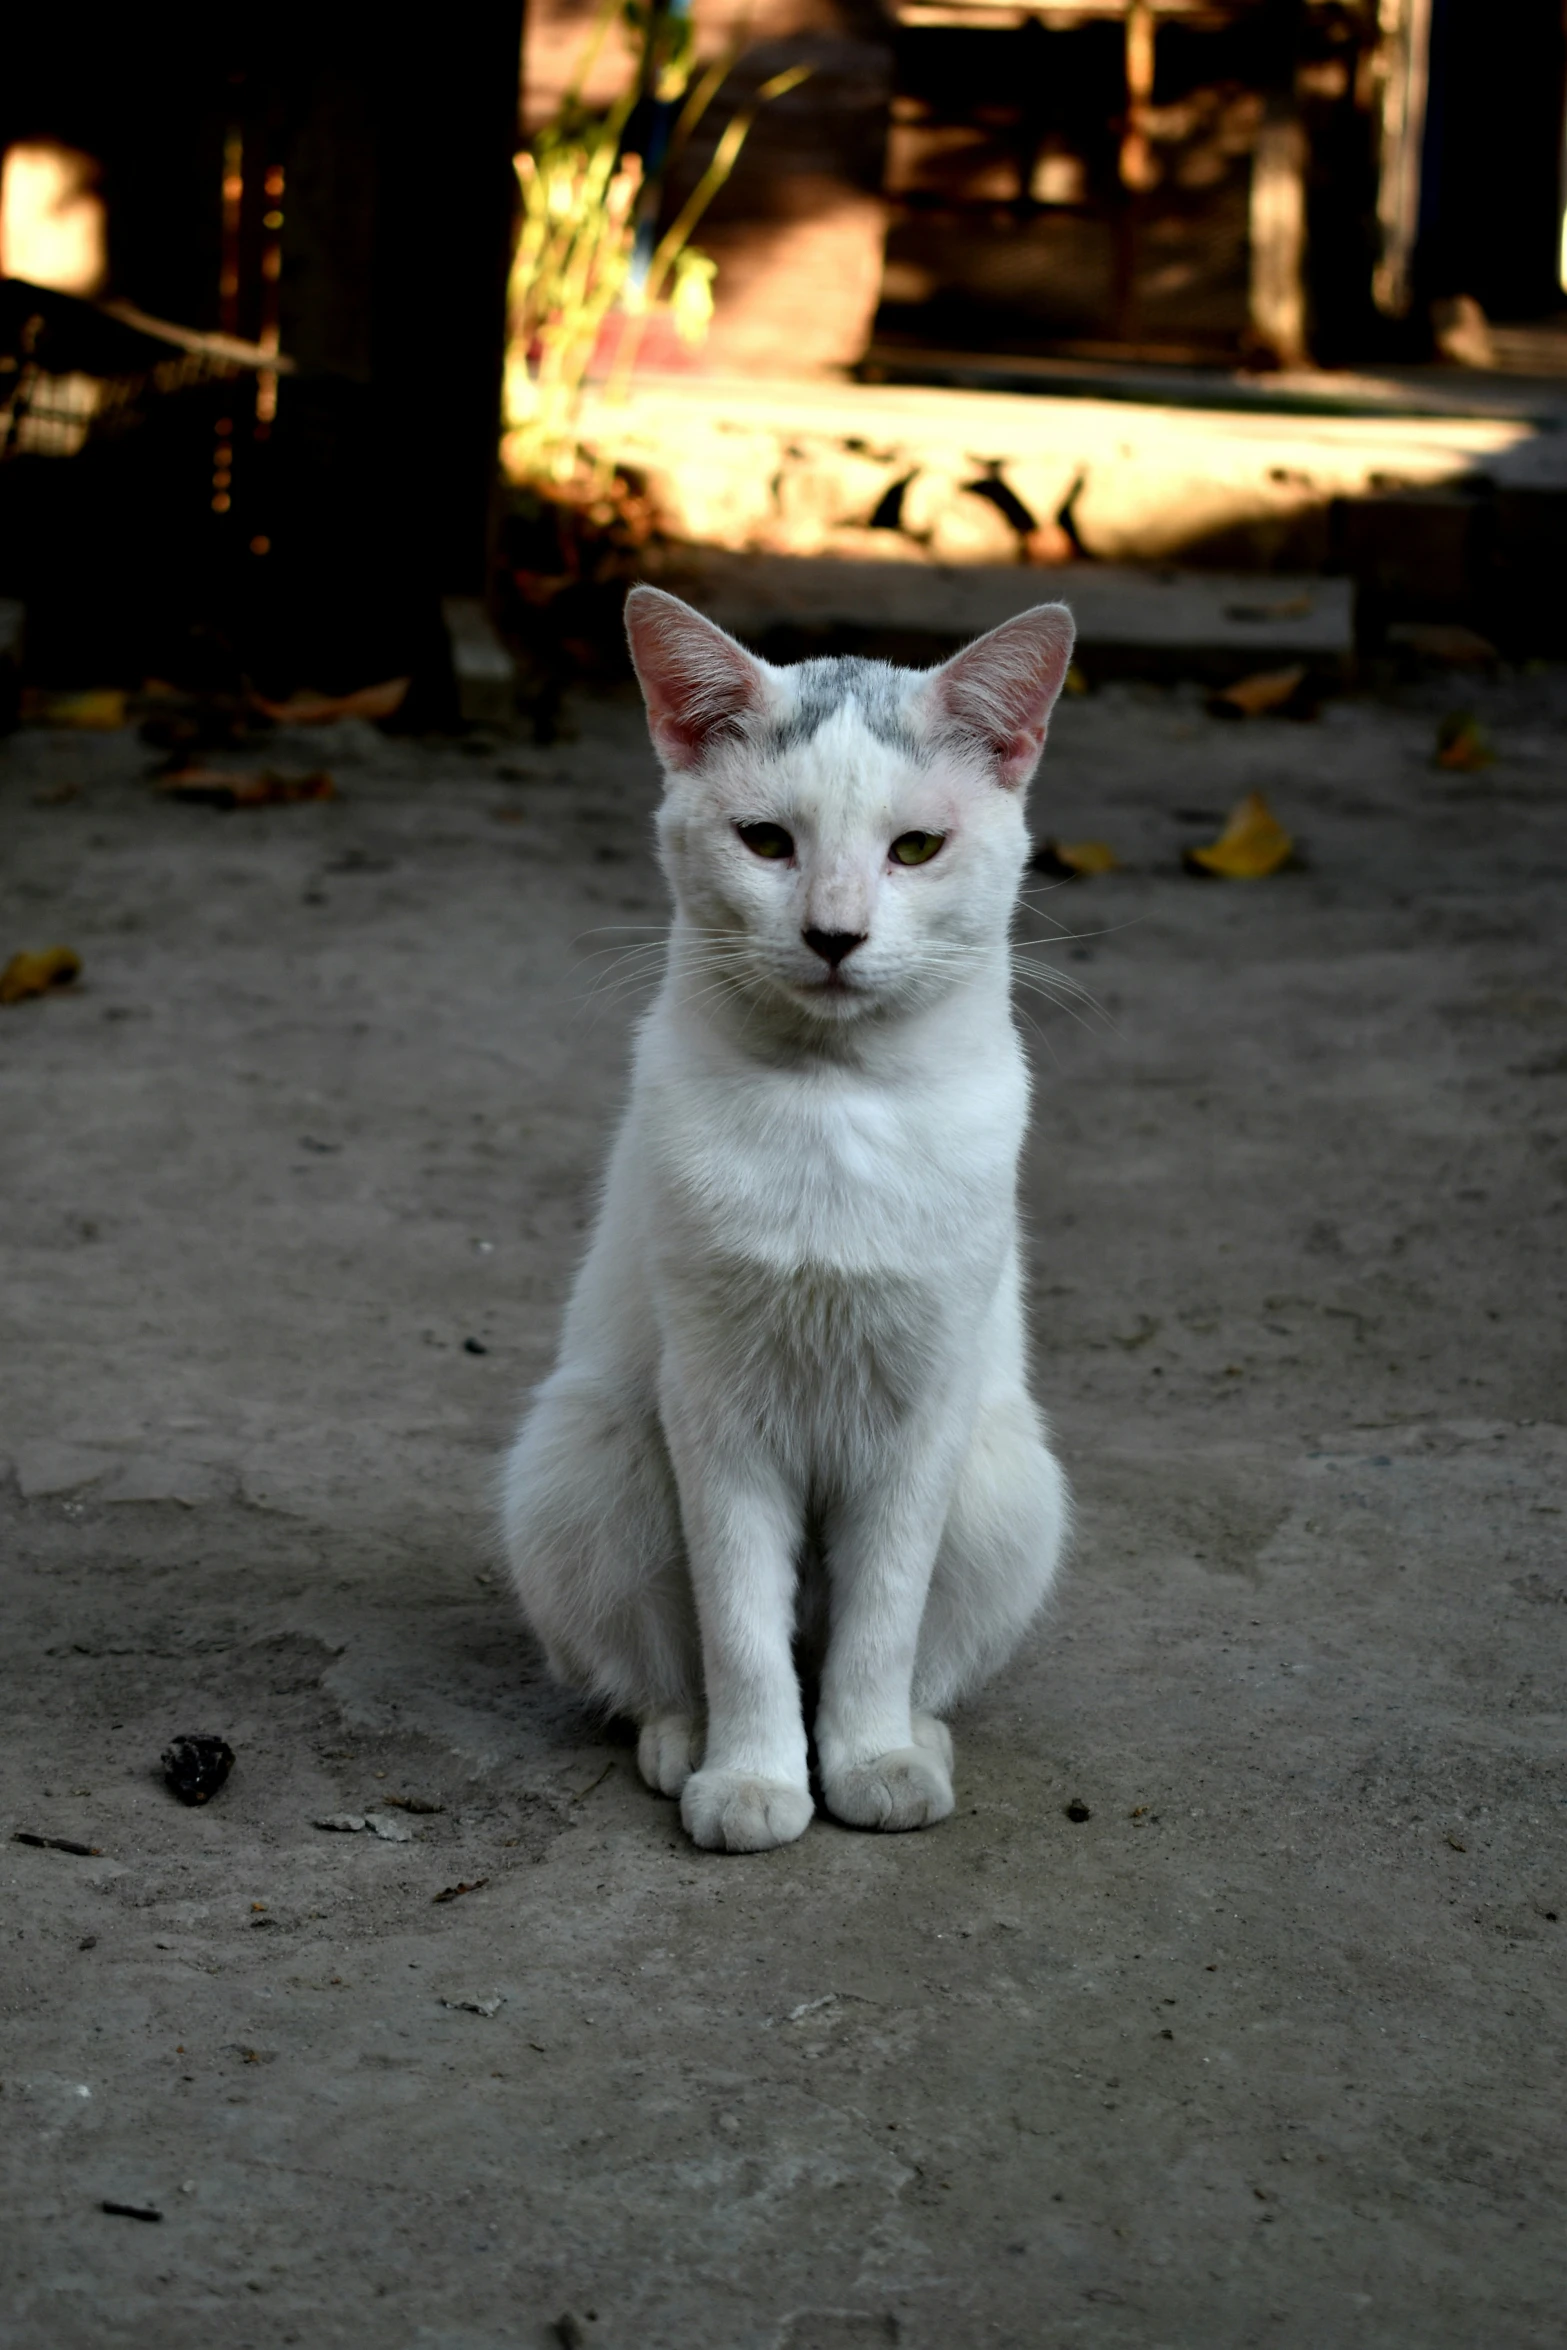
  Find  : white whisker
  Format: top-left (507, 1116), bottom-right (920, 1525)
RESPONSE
top-left (1010, 956), bottom-right (1106, 1007)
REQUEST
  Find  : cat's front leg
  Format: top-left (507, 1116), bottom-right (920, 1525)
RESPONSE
top-left (816, 1453), bottom-right (961, 1833)
top-left (659, 1386), bottom-right (813, 1854)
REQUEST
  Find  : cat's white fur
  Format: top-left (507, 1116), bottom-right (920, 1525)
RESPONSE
top-left (501, 586), bottom-right (1075, 1852)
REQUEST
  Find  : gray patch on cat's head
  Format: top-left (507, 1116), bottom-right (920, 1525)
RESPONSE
top-left (762, 656), bottom-right (928, 760)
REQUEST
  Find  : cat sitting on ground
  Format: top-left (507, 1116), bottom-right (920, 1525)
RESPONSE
top-left (501, 585), bottom-right (1075, 1853)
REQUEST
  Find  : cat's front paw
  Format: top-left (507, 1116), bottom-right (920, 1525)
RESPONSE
top-left (823, 1745), bottom-right (955, 1832)
top-left (680, 1769), bottom-right (813, 1853)
top-left (636, 1710), bottom-right (703, 1798)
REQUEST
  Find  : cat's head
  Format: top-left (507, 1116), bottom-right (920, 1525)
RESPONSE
top-left (625, 586), bottom-right (1075, 1027)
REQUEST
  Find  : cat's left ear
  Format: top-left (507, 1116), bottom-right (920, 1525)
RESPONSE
top-left (922, 602), bottom-right (1076, 791)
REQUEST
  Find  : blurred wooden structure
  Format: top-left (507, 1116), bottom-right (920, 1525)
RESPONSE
top-left (873, 0), bottom-right (1566, 367)
top-left (523, 0), bottom-right (1567, 375)
top-left (0, 12), bottom-right (523, 692)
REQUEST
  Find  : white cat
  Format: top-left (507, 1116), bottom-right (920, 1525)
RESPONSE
top-left (501, 585), bottom-right (1075, 1853)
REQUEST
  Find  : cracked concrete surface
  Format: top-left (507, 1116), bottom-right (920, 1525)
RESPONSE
top-left (1, 666), bottom-right (1563, 2350)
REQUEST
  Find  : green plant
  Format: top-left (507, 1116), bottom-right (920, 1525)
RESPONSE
top-left (502, 0), bottom-right (809, 485)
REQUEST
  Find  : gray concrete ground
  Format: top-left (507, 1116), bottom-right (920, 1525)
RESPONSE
top-left (1, 658), bottom-right (1563, 2350)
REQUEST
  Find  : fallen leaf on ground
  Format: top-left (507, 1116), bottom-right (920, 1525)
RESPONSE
top-left (1434, 711), bottom-right (1494, 771)
top-left (1209, 663), bottom-right (1307, 719)
top-left (1223, 595), bottom-right (1313, 622)
top-left (159, 769), bottom-right (335, 808)
top-left (1388, 622), bottom-right (1498, 665)
top-left (21, 688), bottom-right (128, 729)
top-left (432, 1877), bottom-right (489, 1905)
top-left (252, 678), bottom-right (409, 724)
top-left (1030, 838), bottom-right (1120, 879)
top-left (1, 946), bottom-right (82, 1003)
top-left (1183, 792), bottom-right (1295, 879)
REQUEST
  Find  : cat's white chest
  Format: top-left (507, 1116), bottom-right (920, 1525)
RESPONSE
top-left (651, 1050), bottom-right (1018, 1282)
top-left (653, 1061), bottom-right (1010, 1451)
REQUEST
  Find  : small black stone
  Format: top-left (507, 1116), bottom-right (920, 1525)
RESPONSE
top-left (162, 1734), bottom-right (235, 1807)
top-left (463, 1337), bottom-right (489, 1355)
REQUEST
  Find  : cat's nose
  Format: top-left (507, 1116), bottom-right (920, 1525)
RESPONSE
top-left (803, 927), bottom-right (866, 968)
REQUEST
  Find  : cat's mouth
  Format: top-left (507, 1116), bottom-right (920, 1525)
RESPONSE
top-left (793, 967), bottom-right (869, 1014)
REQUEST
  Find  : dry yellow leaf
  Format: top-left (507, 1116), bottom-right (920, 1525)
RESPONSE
top-left (158, 769), bottom-right (335, 808)
top-left (1434, 711), bottom-right (1494, 771)
top-left (252, 679), bottom-right (409, 724)
top-left (1223, 594), bottom-right (1314, 622)
top-left (1210, 664), bottom-right (1307, 719)
top-left (1057, 838), bottom-right (1119, 874)
top-left (1183, 792), bottom-right (1294, 879)
top-left (1389, 622), bottom-right (1497, 665)
top-left (1, 946), bottom-right (82, 1004)
top-left (1032, 838), bottom-right (1120, 879)
top-left (21, 689), bottom-right (128, 730)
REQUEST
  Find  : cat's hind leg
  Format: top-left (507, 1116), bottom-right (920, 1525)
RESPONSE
top-left (636, 1710), bottom-right (704, 1797)
top-left (910, 1711), bottom-right (954, 1771)
top-left (501, 1376), bottom-right (701, 1739)
top-left (913, 1386), bottom-right (1068, 1720)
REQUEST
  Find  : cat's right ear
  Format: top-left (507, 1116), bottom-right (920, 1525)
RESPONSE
top-left (922, 601), bottom-right (1077, 791)
top-left (624, 586), bottom-right (772, 772)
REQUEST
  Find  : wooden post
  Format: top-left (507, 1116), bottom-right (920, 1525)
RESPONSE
top-left (1120, 1), bottom-right (1158, 194)
top-left (1248, 96), bottom-right (1309, 366)
top-left (1373, 0), bottom-right (1432, 316)
top-left (1115, 0), bottom-right (1158, 342)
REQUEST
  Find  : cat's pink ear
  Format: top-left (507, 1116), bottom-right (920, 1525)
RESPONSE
top-left (624, 585), bottom-right (771, 771)
top-left (925, 602), bottom-right (1076, 790)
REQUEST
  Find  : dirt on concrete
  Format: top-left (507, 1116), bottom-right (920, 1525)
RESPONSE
top-left (1, 661), bottom-right (1563, 2350)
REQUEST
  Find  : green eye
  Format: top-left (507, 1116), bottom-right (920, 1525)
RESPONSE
top-left (737, 821), bottom-right (795, 860)
top-left (890, 831), bottom-right (944, 866)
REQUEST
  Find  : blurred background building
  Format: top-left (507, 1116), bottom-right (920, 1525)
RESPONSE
top-left (525, 0), bottom-right (1567, 375)
top-left (0, 13), bottom-right (522, 701)
top-left (2, 0), bottom-right (1564, 699)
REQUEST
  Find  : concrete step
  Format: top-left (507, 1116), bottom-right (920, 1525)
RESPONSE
top-left (671, 550), bottom-right (1354, 678)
